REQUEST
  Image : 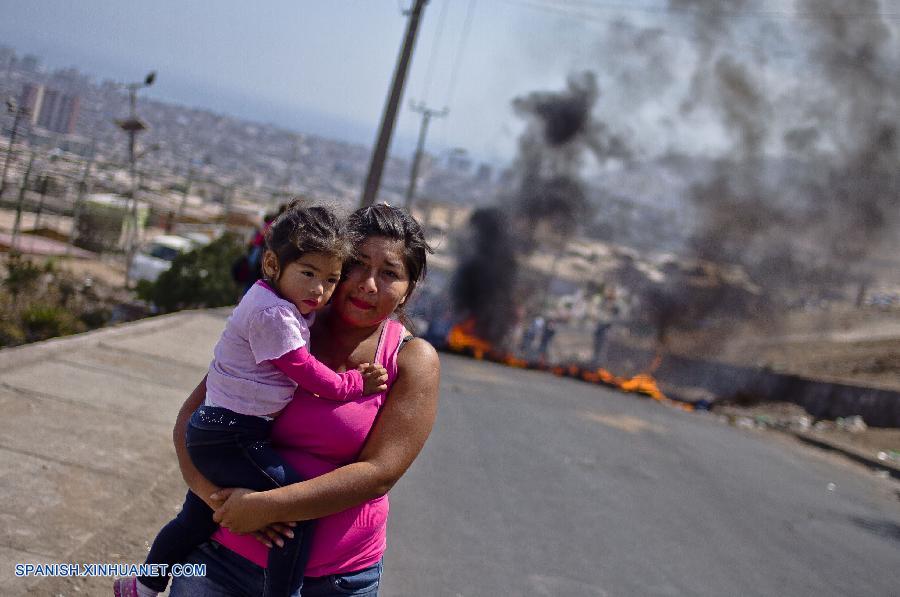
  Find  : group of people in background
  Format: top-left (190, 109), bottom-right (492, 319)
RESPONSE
top-left (519, 314), bottom-right (557, 361)
top-left (515, 288), bottom-right (627, 365)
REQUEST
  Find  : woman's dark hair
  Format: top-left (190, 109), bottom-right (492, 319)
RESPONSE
top-left (264, 200), bottom-right (349, 281)
top-left (347, 203), bottom-right (433, 301)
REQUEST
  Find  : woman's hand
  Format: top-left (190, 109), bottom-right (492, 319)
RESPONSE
top-left (251, 523), bottom-right (297, 549)
top-left (211, 487), bottom-right (285, 535)
top-left (198, 484), bottom-right (226, 511)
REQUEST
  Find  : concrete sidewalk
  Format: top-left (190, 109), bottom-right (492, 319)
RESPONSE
top-left (0, 309), bottom-right (228, 596)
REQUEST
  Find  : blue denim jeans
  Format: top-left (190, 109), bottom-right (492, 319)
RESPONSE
top-left (140, 406), bottom-right (311, 597)
top-left (169, 541), bottom-right (382, 597)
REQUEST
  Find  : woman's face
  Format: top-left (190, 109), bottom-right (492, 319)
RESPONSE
top-left (333, 236), bottom-right (411, 328)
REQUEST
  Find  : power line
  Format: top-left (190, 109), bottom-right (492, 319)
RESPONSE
top-left (420, 0), bottom-right (450, 103)
top-left (445, 0), bottom-right (478, 110)
top-left (506, 0), bottom-right (900, 20)
top-left (438, 0), bottom-right (477, 150)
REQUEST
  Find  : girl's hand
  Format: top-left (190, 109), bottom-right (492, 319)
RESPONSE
top-left (359, 363), bottom-right (388, 395)
top-left (211, 488), bottom-right (272, 534)
top-left (251, 522), bottom-right (298, 548)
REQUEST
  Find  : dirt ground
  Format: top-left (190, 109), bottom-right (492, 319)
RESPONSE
top-left (573, 304), bottom-right (900, 391)
top-left (660, 305), bottom-right (900, 464)
top-left (678, 305), bottom-right (900, 390)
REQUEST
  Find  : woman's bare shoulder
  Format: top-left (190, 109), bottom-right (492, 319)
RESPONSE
top-left (396, 337), bottom-right (440, 376)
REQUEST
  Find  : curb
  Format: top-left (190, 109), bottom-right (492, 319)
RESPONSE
top-left (789, 431), bottom-right (900, 480)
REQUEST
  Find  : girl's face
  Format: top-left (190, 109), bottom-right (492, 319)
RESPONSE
top-left (332, 236), bottom-right (411, 328)
top-left (263, 250), bottom-right (343, 316)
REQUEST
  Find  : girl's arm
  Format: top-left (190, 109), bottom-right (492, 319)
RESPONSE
top-left (271, 347), bottom-right (386, 400)
top-left (212, 339), bottom-right (440, 533)
top-left (173, 375), bottom-right (222, 509)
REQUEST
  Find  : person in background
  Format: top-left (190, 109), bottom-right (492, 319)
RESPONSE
top-left (233, 203), bottom-right (288, 296)
top-left (592, 287), bottom-right (625, 366)
top-left (520, 314), bottom-right (545, 358)
top-left (538, 316), bottom-right (557, 361)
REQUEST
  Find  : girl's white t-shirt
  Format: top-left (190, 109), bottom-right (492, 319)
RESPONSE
top-left (205, 280), bottom-right (312, 416)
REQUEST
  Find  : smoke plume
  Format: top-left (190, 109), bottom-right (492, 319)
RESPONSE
top-left (452, 72), bottom-right (630, 344)
top-left (634, 0), bottom-right (900, 342)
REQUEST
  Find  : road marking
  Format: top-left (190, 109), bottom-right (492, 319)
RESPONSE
top-left (580, 412), bottom-right (664, 434)
top-left (528, 574), bottom-right (610, 596)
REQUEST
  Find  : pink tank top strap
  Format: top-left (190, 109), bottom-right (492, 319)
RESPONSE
top-left (375, 318), bottom-right (407, 382)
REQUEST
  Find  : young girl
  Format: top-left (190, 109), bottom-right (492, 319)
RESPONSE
top-left (114, 203), bottom-right (387, 597)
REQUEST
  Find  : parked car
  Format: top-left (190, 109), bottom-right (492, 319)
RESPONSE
top-left (131, 235), bottom-right (197, 283)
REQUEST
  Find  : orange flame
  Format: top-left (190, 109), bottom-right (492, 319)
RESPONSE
top-left (447, 320), bottom-right (491, 360)
top-left (444, 319), bottom-right (691, 411)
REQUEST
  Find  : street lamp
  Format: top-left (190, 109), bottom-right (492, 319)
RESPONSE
top-left (1, 97), bottom-right (30, 202)
top-left (116, 70), bottom-right (155, 287)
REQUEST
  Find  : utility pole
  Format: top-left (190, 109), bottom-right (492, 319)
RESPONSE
top-left (175, 165), bottom-right (194, 227)
top-left (11, 150), bottom-right (36, 249)
top-left (117, 71), bottom-right (155, 288)
top-left (404, 101), bottom-right (447, 210)
top-left (360, 0), bottom-right (429, 208)
top-left (34, 174), bottom-right (49, 230)
top-left (68, 138), bottom-right (96, 253)
top-left (1, 99), bottom-right (29, 202)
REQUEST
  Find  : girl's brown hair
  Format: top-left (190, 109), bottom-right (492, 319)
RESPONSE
top-left (264, 200), bottom-right (349, 282)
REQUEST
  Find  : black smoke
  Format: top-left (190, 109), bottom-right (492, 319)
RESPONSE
top-left (451, 72), bottom-right (632, 345)
top-left (450, 208), bottom-right (518, 345)
top-left (625, 0), bottom-right (900, 344)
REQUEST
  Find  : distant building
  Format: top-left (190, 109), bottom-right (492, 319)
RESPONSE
top-left (475, 163), bottom-right (493, 183)
top-left (20, 83), bottom-right (43, 115)
top-left (50, 67), bottom-right (92, 92)
top-left (0, 46), bottom-right (15, 74)
top-left (19, 84), bottom-right (81, 134)
top-left (444, 148), bottom-right (472, 175)
top-left (19, 54), bottom-right (41, 73)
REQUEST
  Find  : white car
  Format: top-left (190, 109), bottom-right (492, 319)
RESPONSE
top-left (131, 235), bottom-right (197, 283)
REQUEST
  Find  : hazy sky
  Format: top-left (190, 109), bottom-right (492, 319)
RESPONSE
top-left (3, 1), bottom-right (896, 166)
top-left (2, 0), bottom-right (591, 164)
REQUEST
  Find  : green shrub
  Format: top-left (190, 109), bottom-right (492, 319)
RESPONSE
top-left (137, 233), bottom-right (244, 313)
top-left (21, 303), bottom-right (85, 340)
top-left (3, 253), bottom-right (50, 296)
top-left (0, 320), bottom-right (26, 347)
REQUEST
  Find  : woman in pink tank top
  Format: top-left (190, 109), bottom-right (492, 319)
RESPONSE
top-left (166, 205), bottom-right (440, 597)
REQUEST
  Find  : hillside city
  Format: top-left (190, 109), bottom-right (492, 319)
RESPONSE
top-left (0, 45), bottom-right (507, 214)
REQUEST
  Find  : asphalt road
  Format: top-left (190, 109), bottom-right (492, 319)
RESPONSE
top-left (2, 312), bottom-right (898, 597)
top-left (382, 353), bottom-right (900, 597)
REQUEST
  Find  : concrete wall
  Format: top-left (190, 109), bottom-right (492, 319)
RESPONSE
top-left (604, 342), bottom-right (900, 428)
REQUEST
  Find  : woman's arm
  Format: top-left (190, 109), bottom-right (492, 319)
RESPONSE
top-left (213, 339), bottom-right (440, 533)
top-left (174, 375), bottom-right (222, 509)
